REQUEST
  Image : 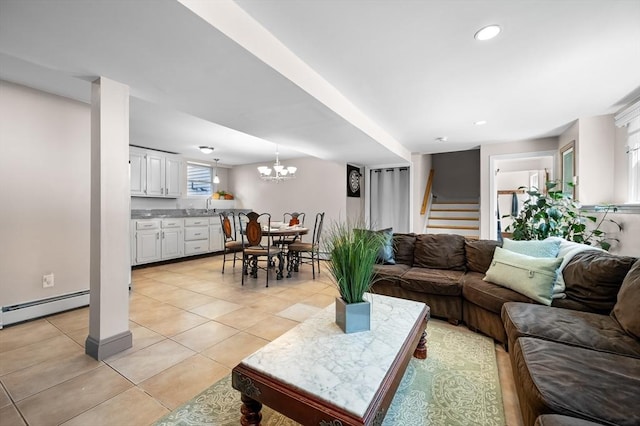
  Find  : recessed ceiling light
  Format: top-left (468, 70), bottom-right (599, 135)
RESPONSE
top-left (474, 25), bottom-right (501, 41)
top-left (474, 120), bottom-right (487, 126)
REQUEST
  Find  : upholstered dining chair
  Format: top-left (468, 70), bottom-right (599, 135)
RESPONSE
top-left (287, 212), bottom-right (324, 279)
top-left (239, 212), bottom-right (284, 287)
top-left (219, 211), bottom-right (244, 274)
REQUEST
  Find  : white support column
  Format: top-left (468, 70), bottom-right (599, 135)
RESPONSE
top-left (85, 77), bottom-right (132, 360)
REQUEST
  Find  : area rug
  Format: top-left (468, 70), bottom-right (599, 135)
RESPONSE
top-left (155, 320), bottom-right (505, 426)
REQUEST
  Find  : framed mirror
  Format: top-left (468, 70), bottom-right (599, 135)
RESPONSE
top-left (560, 141), bottom-right (575, 199)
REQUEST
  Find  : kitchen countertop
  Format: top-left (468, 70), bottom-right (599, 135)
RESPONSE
top-left (131, 209), bottom-right (250, 219)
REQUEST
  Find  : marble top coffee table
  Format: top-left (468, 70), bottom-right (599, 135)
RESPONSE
top-left (231, 293), bottom-right (430, 425)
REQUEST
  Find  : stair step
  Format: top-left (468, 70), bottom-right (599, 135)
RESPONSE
top-left (426, 227), bottom-right (479, 238)
top-left (428, 211), bottom-right (479, 218)
top-left (428, 218), bottom-right (480, 227)
top-left (432, 203), bottom-right (479, 210)
top-left (428, 224), bottom-right (479, 231)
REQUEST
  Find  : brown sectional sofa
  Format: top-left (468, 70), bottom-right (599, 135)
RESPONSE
top-left (371, 232), bottom-right (640, 426)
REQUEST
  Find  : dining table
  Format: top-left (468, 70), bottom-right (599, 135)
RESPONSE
top-left (262, 224), bottom-right (309, 277)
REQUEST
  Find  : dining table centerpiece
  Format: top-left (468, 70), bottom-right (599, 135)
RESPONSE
top-left (325, 221), bottom-right (385, 333)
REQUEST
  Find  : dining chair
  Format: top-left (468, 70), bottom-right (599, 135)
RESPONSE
top-left (239, 212), bottom-right (284, 287)
top-left (219, 211), bottom-right (244, 274)
top-left (287, 212), bottom-right (325, 279)
top-left (280, 212), bottom-right (306, 246)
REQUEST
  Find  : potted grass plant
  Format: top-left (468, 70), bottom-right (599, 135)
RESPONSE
top-left (324, 221), bottom-right (385, 333)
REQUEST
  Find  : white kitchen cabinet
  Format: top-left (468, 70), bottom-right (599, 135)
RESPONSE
top-left (165, 156), bottom-right (182, 197)
top-left (161, 219), bottom-right (183, 260)
top-left (134, 220), bottom-right (161, 264)
top-left (146, 152), bottom-right (165, 197)
top-left (129, 147), bottom-right (182, 198)
top-left (209, 218), bottom-right (224, 252)
top-left (129, 148), bottom-right (146, 196)
top-left (184, 217), bottom-right (209, 256)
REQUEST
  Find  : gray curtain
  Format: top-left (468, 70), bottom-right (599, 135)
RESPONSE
top-left (370, 167), bottom-right (410, 232)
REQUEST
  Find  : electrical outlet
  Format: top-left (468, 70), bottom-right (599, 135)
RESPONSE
top-left (42, 273), bottom-right (54, 288)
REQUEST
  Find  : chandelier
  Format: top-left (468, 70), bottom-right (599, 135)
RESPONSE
top-left (257, 147), bottom-right (297, 182)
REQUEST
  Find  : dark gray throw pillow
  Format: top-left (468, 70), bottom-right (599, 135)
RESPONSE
top-left (376, 228), bottom-right (395, 265)
top-left (356, 227), bottom-right (395, 265)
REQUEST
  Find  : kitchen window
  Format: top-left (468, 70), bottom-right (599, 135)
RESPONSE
top-left (186, 162), bottom-right (213, 196)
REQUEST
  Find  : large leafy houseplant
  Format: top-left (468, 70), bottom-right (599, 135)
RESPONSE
top-left (324, 221), bottom-right (385, 304)
top-left (505, 181), bottom-right (621, 250)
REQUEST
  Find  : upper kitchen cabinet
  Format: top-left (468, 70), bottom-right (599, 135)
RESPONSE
top-left (130, 146), bottom-right (182, 198)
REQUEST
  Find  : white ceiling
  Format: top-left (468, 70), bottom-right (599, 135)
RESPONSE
top-left (1, 0), bottom-right (639, 167)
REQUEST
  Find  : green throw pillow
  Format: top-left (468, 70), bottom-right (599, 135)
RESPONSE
top-left (484, 247), bottom-right (563, 305)
top-left (502, 238), bottom-right (560, 258)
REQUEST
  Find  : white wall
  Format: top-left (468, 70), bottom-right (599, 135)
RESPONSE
top-left (577, 115), bottom-right (615, 204)
top-left (411, 153), bottom-right (432, 233)
top-left (480, 137), bottom-right (559, 239)
top-left (0, 81), bottom-right (90, 306)
top-left (229, 156), bottom-right (346, 231)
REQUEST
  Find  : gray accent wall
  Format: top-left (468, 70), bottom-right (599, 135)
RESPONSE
top-left (431, 149), bottom-right (480, 201)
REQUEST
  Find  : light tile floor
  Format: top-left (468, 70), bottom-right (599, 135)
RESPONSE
top-left (0, 255), bottom-right (523, 426)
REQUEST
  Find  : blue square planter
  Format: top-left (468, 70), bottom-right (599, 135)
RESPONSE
top-left (335, 297), bottom-right (370, 333)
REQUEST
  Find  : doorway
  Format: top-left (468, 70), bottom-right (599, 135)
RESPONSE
top-left (489, 151), bottom-right (556, 240)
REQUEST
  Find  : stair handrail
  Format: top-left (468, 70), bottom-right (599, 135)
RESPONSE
top-left (420, 169), bottom-right (435, 215)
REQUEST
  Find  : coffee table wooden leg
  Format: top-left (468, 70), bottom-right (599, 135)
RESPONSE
top-left (240, 393), bottom-right (262, 426)
top-left (414, 330), bottom-right (427, 359)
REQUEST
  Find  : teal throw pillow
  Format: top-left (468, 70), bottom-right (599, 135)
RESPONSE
top-left (484, 247), bottom-right (563, 305)
top-left (503, 238), bottom-right (560, 258)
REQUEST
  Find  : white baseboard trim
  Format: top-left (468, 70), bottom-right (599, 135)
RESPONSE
top-left (1, 290), bottom-right (90, 329)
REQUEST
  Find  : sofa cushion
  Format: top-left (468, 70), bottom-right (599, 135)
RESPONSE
top-left (534, 415), bottom-right (606, 426)
top-left (373, 263), bottom-right (411, 280)
top-left (512, 337), bottom-right (640, 426)
top-left (563, 251), bottom-right (637, 313)
top-left (392, 233), bottom-right (416, 266)
top-left (484, 247), bottom-right (562, 305)
top-left (465, 239), bottom-right (501, 274)
top-left (503, 238), bottom-right (561, 258)
top-left (502, 302), bottom-right (640, 358)
top-left (413, 234), bottom-right (466, 270)
top-left (462, 272), bottom-right (535, 314)
top-left (612, 258), bottom-right (640, 339)
top-left (399, 267), bottom-right (464, 296)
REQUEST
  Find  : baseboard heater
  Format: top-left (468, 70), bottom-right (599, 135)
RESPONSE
top-left (1, 290), bottom-right (90, 328)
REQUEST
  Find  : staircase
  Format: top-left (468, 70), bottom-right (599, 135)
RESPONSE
top-left (426, 202), bottom-right (480, 239)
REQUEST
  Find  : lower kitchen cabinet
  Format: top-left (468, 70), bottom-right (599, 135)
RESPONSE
top-left (161, 218), bottom-right (183, 260)
top-left (134, 220), bottom-right (161, 264)
top-left (209, 218), bottom-right (224, 252)
top-left (131, 216), bottom-right (225, 266)
top-left (184, 217), bottom-right (209, 256)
